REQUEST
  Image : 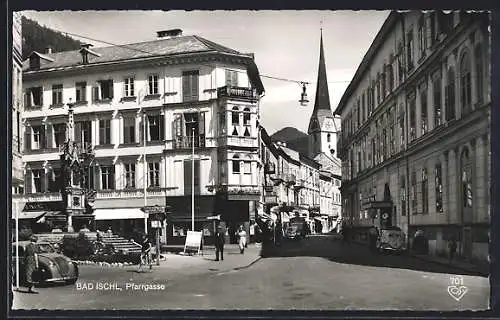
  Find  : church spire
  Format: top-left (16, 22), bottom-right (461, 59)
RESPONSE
top-left (312, 28), bottom-right (331, 114)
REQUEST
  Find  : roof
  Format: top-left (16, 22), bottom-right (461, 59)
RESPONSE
top-left (23, 35), bottom-right (248, 72)
top-left (334, 11), bottom-right (399, 115)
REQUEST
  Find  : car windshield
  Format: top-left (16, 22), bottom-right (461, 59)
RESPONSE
top-left (36, 243), bottom-right (56, 253)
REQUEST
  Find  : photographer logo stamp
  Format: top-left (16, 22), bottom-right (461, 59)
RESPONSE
top-left (447, 275), bottom-right (468, 301)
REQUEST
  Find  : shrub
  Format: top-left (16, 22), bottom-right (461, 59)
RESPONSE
top-left (61, 232), bottom-right (93, 259)
top-left (18, 228), bottom-right (33, 241)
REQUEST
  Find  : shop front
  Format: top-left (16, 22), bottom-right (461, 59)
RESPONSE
top-left (93, 208), bottom-right (147, 240)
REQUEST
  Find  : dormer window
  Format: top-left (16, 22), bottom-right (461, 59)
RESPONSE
top-left (29, 55), bottom-right (40, 70)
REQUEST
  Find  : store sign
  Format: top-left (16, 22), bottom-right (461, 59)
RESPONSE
top-left (24, 201), bottom-right (64, 212)
top-left (151, 220), bottom-right (162, 228)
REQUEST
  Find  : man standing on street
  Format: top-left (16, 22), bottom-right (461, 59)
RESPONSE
top-left (25, 235), bottom-right (39, 294)
top-left (215, 226), bottom-right (225, 261)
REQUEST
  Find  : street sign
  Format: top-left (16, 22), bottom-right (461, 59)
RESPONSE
top-left (151, 220), bottom-right (162, 228)
top-left (207, 215), bottom-right (221, 221)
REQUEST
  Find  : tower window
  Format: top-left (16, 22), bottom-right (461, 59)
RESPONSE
top-left (327, 133), bottom-right (331, 143)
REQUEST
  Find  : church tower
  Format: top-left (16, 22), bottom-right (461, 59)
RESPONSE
top-left (307, 29), bottom-right (341, 159)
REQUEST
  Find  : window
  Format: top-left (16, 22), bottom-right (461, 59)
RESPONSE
top-left (397, 53), bottom-right (404, 84)
top-left (411, 170), bottom-right (417, 214)
top-left (400, 176), bottom-right (406, 216)
top-left (232, 106), bottom-right (240, 125)
top-left (409, 94), bottom-right (416, 141)
top-left (475, 44), bottom-right (483, 104)
top-left (53, 123), bottom-right (66, 148)
top-left (388, 65), bottom-right (394, 92)
top-left (418, 16), bottom-right (426, 57)
top-left (420, 87), bottom-right (428, 135)
top-left (32, 169), bottom-right (44, 193)
top-left (381, 71), bottom-right (386, 99)
top-left (232, 155), bottom-right (241, 173)
top-left (421, 167), bottom-right (428, 214)
top-left (148, 74), bottom-right (159, 95)
top-left (376, 76), bottom-right (381, 105)
top-left (445, 68), bottom-right (456, 121)
top-left (32, 125), bottom-right (45, 150)
top-left (433, 76), bottom-right (442, 127)
top-left (75, 121), bottom-right (92, 146)
top-left (461, 148), bottom-right (472, 208)
top-left (435, 163), bottom-right (443, 213)
top-left (25, 87), bottom-right (43, 107)
top-left (407, 30), bottom-right (414, 71)
top-left (52, 84), bottom-right (63, 105)
top-left (99, 119), bottom-right (111, 145)
top-left (92, 80), bottom-right (114, 101)
top-left (243, 161), bottom-right (251, 174)
top-left (183, 159), bottom-right (200, 195)
top-left (361, 92), bottom-right (366, 123)
top-left (219, 111), bottom-right (227, 135)
top-left (243, 107), bottom-right (251, 126)
top-left (148, 162), bottom-right (160, 188)
top-left (124, 77), bottom-right (135, 97)
top-left (182, 70), bottom-right (199, 102)
top-left (100, 166), bottom-right (115, 190)
top-left (48, 168), bottom-right (61, 193)
top-left (123, 117), bottom-right (136, 144)
top-left (327, 133), bottom-right (331, 143)
top-left (429, 12), bottom-right (437, 46)
top-left (147, 114), bottom-right (164, 142)
top-left (460, 52), bottom-right (472, 113)
top-left (225, 70), bottom-right (238, 87)
top-left (75, 82), bottom-right (86, 102)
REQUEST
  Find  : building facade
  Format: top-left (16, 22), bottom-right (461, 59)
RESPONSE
top-left (19, 29), bottom-right (265, 244)
top-left (12, 12), bottom-right (24, 220)
top-left (336, 11), bottom-right (490, 262)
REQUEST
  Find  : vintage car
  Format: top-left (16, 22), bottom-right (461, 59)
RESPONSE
top-left (376, 226), bottom-right (406, 253)
top-left (12, 241), bottom-right (79, 285)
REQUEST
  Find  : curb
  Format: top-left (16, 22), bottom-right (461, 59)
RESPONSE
top-left (232, 255), bottom-right (263, 271)
top-left (409, 253), bottom-right (489, 277)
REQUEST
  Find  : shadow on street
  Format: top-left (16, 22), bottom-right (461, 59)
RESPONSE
top-left (259, 234), bottom-right (486, 277)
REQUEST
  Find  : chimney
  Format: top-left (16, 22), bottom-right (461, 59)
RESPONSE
top-left (156, 29), bottom-right (183, 39)
top-left (45, 46), bottom-right (52, 54)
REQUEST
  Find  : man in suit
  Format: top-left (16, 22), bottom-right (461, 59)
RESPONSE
top-left (25, 235), bottom-right (39, 294)
top-left (214, 226), bottom-right (225, 261)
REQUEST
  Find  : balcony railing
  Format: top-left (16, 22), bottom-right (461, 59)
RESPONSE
top-left (218, 184), bottom-right (261, 195)
top-left (217, 86), bottom-right (259, 100)
top-left (173, 135), bottom-right (206, 149)
top-left (22, 192), bottom-right (63, 202)
top-left (224, 136), bottom-right (257, 148)
top-left (286, 174), bottom-right (296, 185)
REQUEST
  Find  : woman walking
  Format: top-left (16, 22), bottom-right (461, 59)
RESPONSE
top-left (237, 226), bottom-right (247, 254)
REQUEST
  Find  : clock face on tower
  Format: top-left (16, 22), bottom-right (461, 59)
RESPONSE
top-left (324, 118), bottom-right (334, 131)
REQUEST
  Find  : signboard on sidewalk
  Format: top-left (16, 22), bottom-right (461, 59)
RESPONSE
top-left (184, 231), bottom-right (203, 255)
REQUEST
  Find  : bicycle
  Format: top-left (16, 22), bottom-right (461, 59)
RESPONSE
top-left (138, 251), bottom-right (152, 272)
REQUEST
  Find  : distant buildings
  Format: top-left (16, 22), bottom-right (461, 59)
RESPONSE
top-left (335, 11), bottom-right (490, 262)
top-left (19, 29), bottom-right (265, 243)
top-left (12, 12), bottom-right (24, 222)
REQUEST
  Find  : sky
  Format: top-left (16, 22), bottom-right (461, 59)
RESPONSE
top-left (21, 10), bottom-right (389, 135)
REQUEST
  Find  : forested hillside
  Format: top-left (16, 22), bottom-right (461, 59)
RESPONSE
top-left (22, 16), bottom-right (83, 59)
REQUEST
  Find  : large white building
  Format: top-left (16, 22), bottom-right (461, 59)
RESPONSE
top-left (336, 11), bottom-right (490, 262)
top-left (19, 29), bottom-right (265, 244)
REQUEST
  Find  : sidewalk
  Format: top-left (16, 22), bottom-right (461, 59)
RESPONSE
top-left (409, 252), bottom-right (489, 277)
top-left (133, 244), bottom-right (263, 278)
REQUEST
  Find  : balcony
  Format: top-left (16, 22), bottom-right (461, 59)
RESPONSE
top-left (95, 188), bottom-right (171, 199)
top-left (173, 135), bottom-right (206, 149)
top-left (217, 86), bottom-right (259, 101)
top-left (22, 192), bottom-right (62, 203)
top-left (286, 174), bottom-right (296, 186)
top-left (223, 135), bottom-right (258, 148)
top-left (293, 178), bottom-right (305, 190)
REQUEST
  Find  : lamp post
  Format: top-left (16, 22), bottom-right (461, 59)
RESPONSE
top-left (15, 201), bottom-right (19, 290)
top-left (191, 127), bottom-right (195, 232)
top-left (143, 111), bottom-right (148, 236)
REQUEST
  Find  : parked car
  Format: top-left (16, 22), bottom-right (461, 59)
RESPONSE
top-left (376, 226), bottom-right (406, 253)
top-left (12, 241), bottom-right (79, 285)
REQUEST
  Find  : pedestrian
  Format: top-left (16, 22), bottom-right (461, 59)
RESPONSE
top-left (25, 235), bottom-right (39, 294)
top-left (214, 226), bottom-right (225, 261)
top-left (448, 235), bottom-right (457, 263)
top-left (107, 226), bottom-right (113, 236)
top-left (237, 226), bottom-right (247, 254)
top-left (138, 234), bottom-right (152, 272)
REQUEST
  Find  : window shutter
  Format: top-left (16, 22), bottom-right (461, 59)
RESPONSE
top-left (46, 125), bottom-right (53, 149)
top-left (192, 72), bottom-right (199, 101)
top-left (182, 74), bottom-right (190, 101)
top-left (75, 122), bottom-right (82, 145)
top-left (225, 70), bottom-right (231, 87)
top-left (232, 71), bottom-right (238, 87)
top-left (198, 112), bottom-right (205, 135)
top-left (25, 126), bottom-right (31, 151)
top-left (109, 80), bottom-right (114, 99)
top-left (184, 160), bottom-right (192, 195)
top-left (159, 114), bottom-right (165, 140)
top-left (41, 170), bottom-right (47, 193)
top-left (25, 170), bottom-right (32, 194)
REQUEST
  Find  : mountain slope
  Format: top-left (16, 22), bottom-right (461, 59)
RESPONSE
top-left (270, 127), bottom-right (309, 156)
top-left (22, 16), bottom-right (84, 59)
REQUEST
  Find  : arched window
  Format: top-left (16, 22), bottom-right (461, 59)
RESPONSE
top-left (232, 154), bottom-right (241, 174)
top-left (327, 133), bottom-right (331, 143)
top-left (475, 43), bottom-right (483, 103)
top-left (243, 107), bottom-right (251, 125)
top-left (460, 52), bottom-right (472, 113)
top-left (231, 106), bottom-right (239, 125)
top-left (461, 148), bottom-right (472, 208)
top-left (445, 67), bottom-right (456, 121)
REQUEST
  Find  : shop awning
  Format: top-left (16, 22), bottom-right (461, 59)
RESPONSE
top-left (94, 208), bottom-right (146, 221)
top-left (14, 211), bottom-right (47, 220)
